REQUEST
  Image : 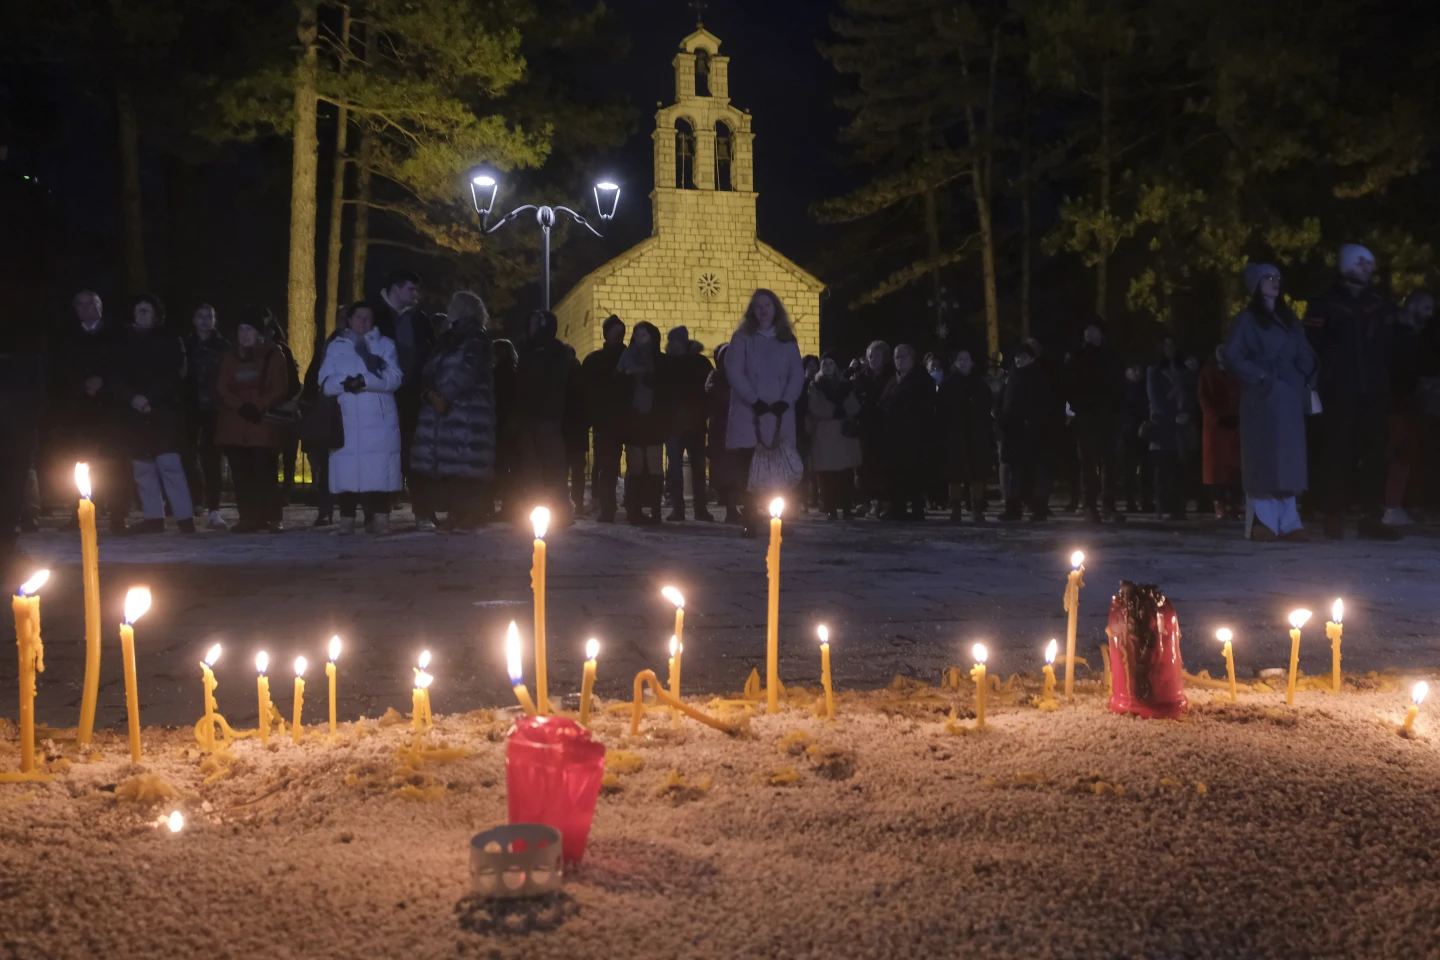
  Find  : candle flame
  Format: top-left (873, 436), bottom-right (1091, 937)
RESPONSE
top-left (505, 622), bottom-right (523, 685)
top-left (418, 649), bottom-right (431, 670)
top-left (123, 587), bottom-right (151, 624)
top-left (167, 810), bottom-right (184, 833)
top-left (256, 651), bottom-right (268, 675)
top-left (972, 643), bottom-right (988, 665)
top-left (1288, 609), bottom-right (1311, 630)
top-left (669, 635), bottom-right (678, 657)
top-left (1070, 550), bottom-right (1084, 569)
top-left (1216, 628), bottom-right (1233, 644)
top-left (294, 656), bottom-right (307, 678)
top-left (1332, 598), bottom-right (1343, 624)
top-left (661, 586), bottom-right (685, 609)
top-left (415, 672), bottom-right (433, 690)
top-left (769, 497), bottom-right (785, 519)
top-left (203, 643), bottom-right (221, 668)
top-left (328, 635), bottom-right (341, 662)
top-left (818, 624), bottom-right (829, 645)
top-left (531, 506), bottom-right (550, 540)
top-left (585, 638), bottom-right (599, 661)
top-left (1413, 681), bottom-right (1429, 707)
top-left (75, 462), bottom-right (92, 499)
top-left (18, 570), bottom-right (49, 596)
top-left (1045, 639), bottom-right (1057, 664)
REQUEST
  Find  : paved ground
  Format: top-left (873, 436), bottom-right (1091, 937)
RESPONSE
top-left (7, 503), bottom-right (1440, 731)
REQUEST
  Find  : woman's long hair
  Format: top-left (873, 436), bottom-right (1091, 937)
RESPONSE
top-left (738, 288), bottom-right (796, 343)
top-left (1247, 284), bottom-right (1298, 330)
top-left (447, 290), bottom-right (488, 331)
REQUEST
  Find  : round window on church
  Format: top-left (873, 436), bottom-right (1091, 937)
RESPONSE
top-left (698, 271), bottom-right (722, 299)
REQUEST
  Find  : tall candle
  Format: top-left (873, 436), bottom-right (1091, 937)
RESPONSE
top-left (326, 635), bottom-right (341, 734)
top-left (1063, 551), bottom-right (1085, 702)
top-left (1041, 638), bottom-right (1058, 704)
top-left (530, 507), bottom-right (550, 715)
top-left (199, 643), bottom-right (221, 752)
top-left (412, 673), bottom-right (433, 733)
top-left (12, 570), bottom-right (49, 773)
top-left (1403, 681), bottom-right (1428, 733)
top-left (120, 588), bottom-right (151, 763)
top-left (1326, 599), bottom-right (1343, 695)
top-left (506, 621), bottom-right (537, 716)
top-left (291, 657), bottom-right (307, 745)
top-left (971, 643), bottom-right (988, 729)
top-left (818, 625), bottom-right (834, 719)
top-left (1286, 609), bottom-right (1311, 706)
top-left (1217, 628), bottom-right (1237, 702)
top-left (75, 463), bottom-right (103, 749)
top-left (256, 651), bottom-right (272, 747)
top-left (766, 498), bottom-right (784, 713)
top-left (579, 638), bottom-right (599, 727)
top-left (414, 650), bottom-right (433, 728)
top-left (667, 635), bottom-right (683, 728)
top-left (662, 585), bottom-right (686, 654)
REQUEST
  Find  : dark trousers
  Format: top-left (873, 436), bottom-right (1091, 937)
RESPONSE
top-left (397, 391), bottom-right (432, 520)
top-left (1151, 450), bottom-right (1184, 515)
top-left (310, 450), bottom-right (333, 519)
top-left (519, 421), bottom-right (569, 515)
top-left (416, 475), bottom-right (490, 527)
top-left (1002, 459), bottom-right (1051, 516)
top-left (1322, 392), bottom-right (1390, 521)
top-left (225, 446), bottom-right (279, 525)
top-left (1122, 439), bottom-right (1153, 510)
top-left (566, 445), bottom-right (588, 512)
top-left (1074, 413), bottom-right (1120, 511)
top-left (592, 428), bottom-right (623, 517)
top-left (665, 428), bottom-right (708, 515)
top-left (184, 407), bottom-right (223, 512)
top-left (279, 427), bottom-right (299, 495)
top-left (338, 491), bottom-right (390, 519)
top-left (819, 469), bottom-right (854, 514)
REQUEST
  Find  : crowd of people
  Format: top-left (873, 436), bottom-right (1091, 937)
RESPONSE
top-left (4, 243), bottom-right (1436, 555)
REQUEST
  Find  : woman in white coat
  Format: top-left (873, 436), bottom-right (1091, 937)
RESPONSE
top-left (319, 301), bottom-right (404, 534)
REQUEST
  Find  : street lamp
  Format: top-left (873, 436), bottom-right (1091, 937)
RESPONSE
top-left (469, 169), bottom-right (621, 311)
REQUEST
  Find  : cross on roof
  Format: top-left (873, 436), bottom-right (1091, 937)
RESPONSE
top-left (689, 0), bottom-right (707, 27)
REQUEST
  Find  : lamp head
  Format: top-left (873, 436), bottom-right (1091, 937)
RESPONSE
top-left (470, 169), bottom-right (499, 217)
top-left (593, 180), bottom-right (621, 221)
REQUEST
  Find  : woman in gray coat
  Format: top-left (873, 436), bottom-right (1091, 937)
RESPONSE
top-left (1223, 264), bottom-right (1318, 541)
top-left (410, 291), bottom-right (496, 531)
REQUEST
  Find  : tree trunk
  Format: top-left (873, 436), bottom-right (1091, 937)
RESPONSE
top-left (975, 189), bottom-right (1000, 364)
top-left (923, 182), bottom-right (943, 336)
top-left (114, 83), bottom-right (148, 294)
top-left (959, 29), bottom-right (1002, 366)
top-left (323, 6), bottom-right (353, 337)
top-left (287, 0), bottom-right (320, 375)
top-left (1095, 58), bottom-right (1112, 323)
top-left (350, 124), bottom-right (373, 302)
top-left (1020, 102), bottom-right (1032, 341)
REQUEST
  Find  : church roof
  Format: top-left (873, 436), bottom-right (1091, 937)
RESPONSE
top-left (679, 27), bottom-right (722, 54)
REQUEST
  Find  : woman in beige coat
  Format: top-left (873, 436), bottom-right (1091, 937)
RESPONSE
top-left (805, 355), bottom-right (862, 519)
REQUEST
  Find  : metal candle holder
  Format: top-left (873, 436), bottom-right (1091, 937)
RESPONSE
top-left (470, 824), bottom-right (564, 899)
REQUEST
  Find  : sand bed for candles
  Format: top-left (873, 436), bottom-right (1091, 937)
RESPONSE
top-left (3, 674), bottom-right (1439, 960)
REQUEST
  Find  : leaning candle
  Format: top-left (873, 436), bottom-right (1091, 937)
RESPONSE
top-left (1286, 609), bottom-right (1311, 706)
top-left (1041, 638), bottom-right (1058, 705)
top-left (971, 643), bottom-right (988, 729)
top-left (412, 672), bottom-right (433, 734)
top-left (326, 635), bottom-right (341, 734)
top-left (1403, 681), bottom-right (1428, 733)
top-left (1326, 599), bottom-right (1343, 695)
top-left (766, 498), bottom-right (785, 713)
top-left (12, 570), bottom-right (49, 773)
top-left (1063, 551), bottom-right (1085, 702)
top-left (75, 463), bottom-right (103, 749)
top-left (120, 587), bottom-right (151, 763)
top-left (291, 657), bottom-right (307, 745)
top-left (256, 651), bottom-right (272, 747)
top-left (199, 643), bottom-right (221, 752)
top-left (530, 507), bottom-right (550, 715)
top-left (1217, 628), bottom-right (1237, 702)
top-left (818, 625), bottom-right (834, 719)
top-left (579, 638), bottom-right (599, 727)
top-left (506, 621), bottom-right (537, 716)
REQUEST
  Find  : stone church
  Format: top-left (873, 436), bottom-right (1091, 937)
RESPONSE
top-left (554, 25), bottom-right (824, 356)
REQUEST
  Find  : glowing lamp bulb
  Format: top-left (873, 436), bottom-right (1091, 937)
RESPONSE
top-left (18, 570), bottom-right (49, 596)
top-left (531, 506), bottom-right (550, 540)
top-left (1070, 551), bottom-right (1084, 569)
top-left (418, 650), bottom-right (431, 671)
top-left (415, 672), bottom-right (433, 691)
top-left (1045, 638), bottom-right (1058, 665)
top-left (818, 625), bottom-right (829, 645)
top-left (505, 622), bottom-right (523, 685)
top-left (585, 638), bottom-right (599, 661)
top-left (596, 181), bottom-right (619, 190)
top-left (123, 587), bottom-right (151, 624)
top-left (167, 811), bottom-right (184, 833)
top-left (294, 656), bottom-right (307, 678)
top-left (472, 174), bottom-right (496, 187)
top-left (1288, 609), bottom-right (1312, 630)
top-left (1413, 681), bottom-right (1429, 707)
top-left (661, 586), bottom-right (685, 609)
top-left (1332, 599), bottom-right (1344, 624)
top-left (75, 462), bottom-right (92, 499)
top-left (203, 644), bottom-right (221, 668)
top-left (256, 651), bottom-right (268, 675)
top-left (972, 643), bottom-right (988, 665)
top-left (769, 498), bottom-right (784, 519)
top-left (328, 635), bottom-right (341, 662)
top-left (1216, 628), bottom-right (1233, 644)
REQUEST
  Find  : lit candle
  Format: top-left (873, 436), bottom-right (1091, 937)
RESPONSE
top-left (1286, 609), bottom-right (1311, 706)
top-left (12, 570), bottom-right (49, 773)
top-left (199, 643), bottom-right (221, 752)
top-left (256, 652), bottom-right (272, 747)
top-left (667, 635), bottom-right (683, 728)
top-left (1326, 599), bottom-right (1343, 695)
top-left (579, 638), bottom-right (599, 727)
top-left (530, 507), bottom-right (550, 715)
top-left (414, 650), bottom-right (433, 729)
top-left (167, 810), bottom-right (184, 833)
top-left (662, 585), bottom-right (686, 655)
top-left (506, 621), bottom-right (537, 716)
top-left (1217, 628), bottom-right (1237, 703)
top-left (1063, 551), bottom-right (1085, 702)
top-left (412, 672), bottom-right (433, 734)
top-left (120, 588), bottom-right (151, 763)
top-left (766, 498), bottom-right (785, 714)
top-left (818, 625), bottom-right (834, 719)
top-left (1402, 681), bottom-right (1428, 733)
top-left (1041, 638), bottom-right (1058, 705)
top-left (971, 643), bottom-right (988, 729)
top-left (291, 656), bottom-right (307, 745)
top-left (326, 635), bottom-right (341, 734)
top-left (75, 463), bottom-right (103, 749)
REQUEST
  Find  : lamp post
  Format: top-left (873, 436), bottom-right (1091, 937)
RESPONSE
top-left (470, 171), bottom-right (620, 311)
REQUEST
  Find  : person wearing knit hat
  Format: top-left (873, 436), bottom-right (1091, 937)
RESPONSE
top-left (1244, 264), bottom-right (1280, 297)
top-left (1302, 243), bottom-right (1401, 540)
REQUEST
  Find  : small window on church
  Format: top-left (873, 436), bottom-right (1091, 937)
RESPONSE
top-left (695, 49), bottom-right (711, 97)
top-left (715, 121), bottom-right (733, 191)
top-left (675, 118), bottom-right (696, 190)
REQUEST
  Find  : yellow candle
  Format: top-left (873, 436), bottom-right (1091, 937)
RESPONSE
top-left (971, 643), bottom-right (988, 729)
top-left (667, 635), bottom-right (684, 728)
top-left (1063, 551), bottom-right (1084, 702)
top-left (75, 463), bottom-right (103, 749)
top-left (506, 621), bottom-right (537, 716)
top-left (1041, 638), bottom-right (1058, 705)
top-left (291, 657), bottom-right (307, 745)
top-left (579, 638), bottom-right (599, 727)
top-left (1286, 609), bottom-right (1310, 706)
top-left (1402, 681), bottom-right (1428, 733)
top-left (120, 588), bottom-right (151, 763)
top-left (766, 498), bottom-right (784, 714)
top-left (1326, 599), bottom-right (1343, 695)
top-left (326, 635), bottom-right (341, 734)
top-left (199, 643), bottom-right (221, 752)
top-left (662, 585), bottom-right (686, 652)
top-left (1217, 628), bottom-right (1237, 703)
top-left (256, 652), bottom-right (272, 747)
top-left (818, 625), bottom-right (834, 719)
top-left (412, 673), bottom-right (433, 733)
top-left (414, 650), bottom-right (433, 728)
top-left (530, 507), bottom-right (550, 715)
top-left (12, 570), bottom-right (49, 773)
top-left (629, 669), bottom-right (735, 736)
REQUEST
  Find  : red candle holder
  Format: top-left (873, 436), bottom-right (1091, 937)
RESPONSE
top-left (505, 716), bottom-right (606, 864)
top-left (1107, 581), bottom-right (1188, 719)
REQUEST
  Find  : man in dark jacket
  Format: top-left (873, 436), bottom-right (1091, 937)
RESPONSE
top-left (663, 325), bottom-right (715, 521)
top-left (938, 349), bottom-right (995, 522)
top-left (1120, 364), bottom-right (1153, 513)
top-left (183, 303), bottom-right (230, 529)
top-left (878, 344), bottom-right (935, 521)
top-left (562, 345), bottom-right (589, 517)
top-left (581, 315), bottom-right (627, 522)
top-left (516, 310), bottom-right (571, 519)
top-left (1304, 244), bottom-right (1402, 540)
top-left (374, 269), bottom-right (437, 526)
top-left (998, 344), bottom-right (1056, 521)
top-left (1064, 319), bottom-right (1127, 522)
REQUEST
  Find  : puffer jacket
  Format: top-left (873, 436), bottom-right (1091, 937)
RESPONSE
top-left (319, 328), bottom-right (403, 493)
top-left (410, 316), bottom-right (496, 481)
top-left (214, 341), bottom-right (289, 448)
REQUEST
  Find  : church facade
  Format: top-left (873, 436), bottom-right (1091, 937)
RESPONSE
top-left (554, 26), bottom-right (823, 356)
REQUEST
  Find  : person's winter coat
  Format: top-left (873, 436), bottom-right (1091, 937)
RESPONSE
top-left (214, 341), bottom-right (289, 448)
top-left (999, 363), bottom-right (1058, 466)
top-left (938, 369), bottom-right (996, 482)
top-left (805, 375), bottom-right (862, 472)
top-left (1223, 308), bottom-right (1318, 498)
top-left (853, 363), bottom-right (892, 470)
top-left (515, 313), bottom-right (569, 423)
top-left (1146, 361), bottom-right (1198, 456)
top-left (410, 315), bottom-right (496, 482)
top-left (581, 340), bottom-right (628, 434)
top-left (723, 327), bottom-right (804, 451)
top-left (374, 299), bottom-right (435, 392)
top-left (1121, 375), bottom-right (1149, 444)
top-left (51, 320), bottom-right (122, 454)
top-left (1065, 343), bottom-right (1126, 416)
top-left (616, 323), bottom-right (672, 447)
top-left (111, 325), bottom-right (187, 457)
top-left (1304, 283), bottom-right (1395, 401)
top-left (666, 348), bottom-right (714, 435)
top-left (878, 368), bottom-right (935, 485)
top-left (319, 327), bottom-right (404, 493)
top-left (184, 331), bottom-right (230, 411)
top-left (1197, 360), bottom-right (1242, 486)
top-left (706, 344), bottom-right (736, 490)
top-left (562, 355), bottom-right (589, 456)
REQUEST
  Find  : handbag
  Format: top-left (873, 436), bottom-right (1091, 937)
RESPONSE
top-left (262, 398), bottom-right (301, 427)
top-left (299, 394), bottom-right (345, 453)
top-left (747, 412), bottom-right (802, 494)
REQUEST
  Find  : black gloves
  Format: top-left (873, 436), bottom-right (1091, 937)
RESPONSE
top-left (752, 400), bottom-right (770, 416)
top-left (752, 400), bottom-right (791, 416)
top-left (770, 400), bottom-right (790, 416)
top-left (238, 402), bottom-right (262, 424)
top-left (343, 375), bottom-right (366, 394)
